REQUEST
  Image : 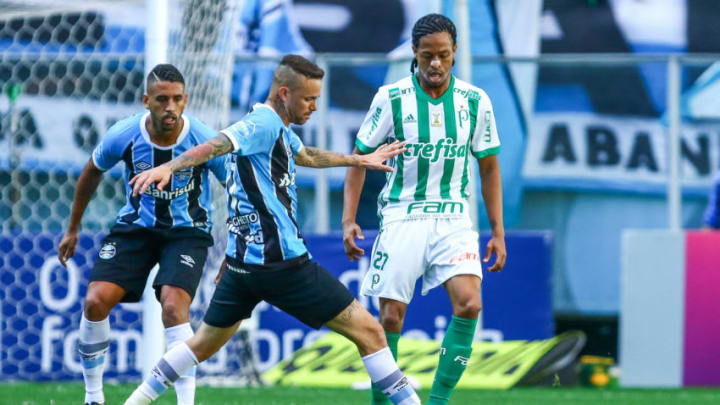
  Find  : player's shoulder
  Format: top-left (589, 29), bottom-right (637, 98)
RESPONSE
top-left (222, 104), bottom-right (280, 143)
top-left (452, 77), bottom-right (490, 102)
top-left (106, 112), bottom-right (143, 138)
top-left (101, 112), bottom-right (143, 150)
top-left (244, 104), bottom-right (283, 132)
top-left (377, 76), bottom-right (415, 100)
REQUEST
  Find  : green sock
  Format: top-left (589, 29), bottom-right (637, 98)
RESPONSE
top-left (371, 331), bottom-right (400, 405)
top-left (428, 316), bottom-right (477, 405)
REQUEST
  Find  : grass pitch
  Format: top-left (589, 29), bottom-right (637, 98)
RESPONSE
top-left (1, 383), bottom-right (719, 405)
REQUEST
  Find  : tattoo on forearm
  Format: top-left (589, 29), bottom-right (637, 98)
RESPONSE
top-left (302, 146), bottom-right (353, 168)
top-left (167, 134), bottom-right (232, 171)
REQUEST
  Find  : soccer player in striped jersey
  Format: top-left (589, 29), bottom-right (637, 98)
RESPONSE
top-left (58, 64), bottom-right (229, 405)
top-left (342, 14), bottom-right (507, 405)
top-left (123, 55), bottom-right (421, 405)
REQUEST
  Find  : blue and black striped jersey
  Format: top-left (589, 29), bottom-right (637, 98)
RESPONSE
top-left (92, 112), bottom-right (228, 231)
top-left (220, 103), bottom-right (307, 265)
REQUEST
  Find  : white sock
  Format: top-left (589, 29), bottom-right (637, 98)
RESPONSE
top-left (165, 323), bottom-right (196, 405)
top-left (79, 314), bottom-right (110, 404)
top-left (125, 342), bottom-right (198, 405)
top-left (362, 348), bottom-right (421, 405)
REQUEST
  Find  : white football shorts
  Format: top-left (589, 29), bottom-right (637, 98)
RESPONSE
top-left (360, 218), bottom-right (482, 303)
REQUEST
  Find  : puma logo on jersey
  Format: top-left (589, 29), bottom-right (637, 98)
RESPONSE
top-left (180, 254), bottom-right (195, 268)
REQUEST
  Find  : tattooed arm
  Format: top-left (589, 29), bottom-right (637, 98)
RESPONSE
top-left (294, 141), bottom-right (406, 171)
top-left (130, 133), bottom-right (233, 196)
top-left (166, 133), bottom-right (234, 171)
top-left (294, 146), bottom-right (358, 168)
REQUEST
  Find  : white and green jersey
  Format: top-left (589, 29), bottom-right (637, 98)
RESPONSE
top-left (355, 74), bottom-right (500, 225)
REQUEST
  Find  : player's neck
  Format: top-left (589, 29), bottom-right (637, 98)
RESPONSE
top-left (416, 74), bottom-right (452, 99)
top-left (265, 98), bottom-right (290, 127)
top-left (146, 115), bottom-right (184, 146)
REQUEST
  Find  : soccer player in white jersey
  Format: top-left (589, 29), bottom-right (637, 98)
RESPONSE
top-left (342, 14), bottom-right (507, 405)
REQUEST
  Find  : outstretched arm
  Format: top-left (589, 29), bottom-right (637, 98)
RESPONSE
top-left (294, 141), bottom-right (405, 171)
top-left (478, 154), bottom-right (506, 272)
top-left (58, 158), bottom-right (104, 267)
top-left (294, 146), bottom-right (357, 167)
top-left (130, 133), bottom-right (233, 196)
top-left (342, 147), bottom-right (368, 261)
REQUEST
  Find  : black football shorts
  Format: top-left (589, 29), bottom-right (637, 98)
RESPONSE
top-left (204, 254), bottom-right (355, 329)
top-left (90, 224), bottom-right (213, 302)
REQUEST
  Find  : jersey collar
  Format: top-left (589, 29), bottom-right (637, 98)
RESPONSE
top-left (412, 74), bottom-right (455, 106)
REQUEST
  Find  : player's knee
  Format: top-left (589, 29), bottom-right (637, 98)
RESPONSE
top-left (369, 321), bottom-right (387, 342)
top-left (83, 292), bottom-right (112, 321)
top-left (380, 313), bottom-right (403, 332)
top-left (379, 303), bottom-right (406, 332)
top-left (454, 297), bottom-right (482, 318)
top-left (160, 301), bottom-right (189, 326)
top-left (361, 321), bottom-right (388, 353)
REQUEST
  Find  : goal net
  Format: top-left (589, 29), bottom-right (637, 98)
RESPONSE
top-left (0, 0), bottom-right (259, 383)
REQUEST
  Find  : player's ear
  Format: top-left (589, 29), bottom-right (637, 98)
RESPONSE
top-left (142, 94), bottom-right (149, 108)
top-left (277, 86), bottom-right (290, 102)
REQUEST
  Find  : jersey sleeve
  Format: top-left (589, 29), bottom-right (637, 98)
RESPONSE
top-left (221, 117), bottom-right (276, 156)
top-left (289, 129), bottom-right (304, 154)
top-left (470, 90), bottom-right (501, 159)
top-left (355, 88), bottom-right (393, 154)
top-left (207, 154), bottom-right (229, 186)
top-left (92, 124), bottom-right (130, 171)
